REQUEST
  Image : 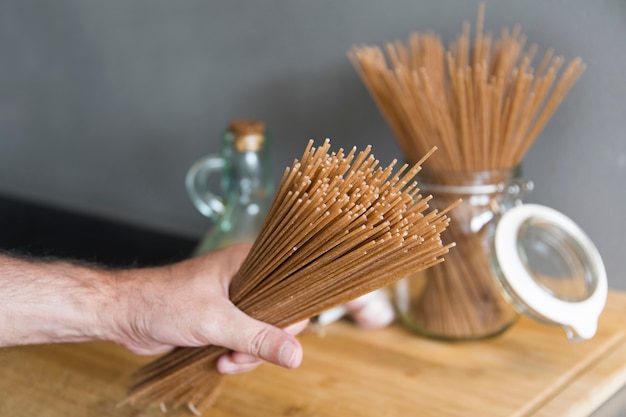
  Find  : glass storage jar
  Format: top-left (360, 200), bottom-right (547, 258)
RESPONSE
top-left (394, 167), bottom-right (607, 341)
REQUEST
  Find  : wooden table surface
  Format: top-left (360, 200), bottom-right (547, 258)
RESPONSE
top-left (2, 290), bottom-right (626, 417)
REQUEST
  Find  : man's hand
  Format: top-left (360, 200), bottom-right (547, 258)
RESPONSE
top-left (0, 246), bottom-right (307, 374)
top-left (110, 245), bottom-right (308, 372)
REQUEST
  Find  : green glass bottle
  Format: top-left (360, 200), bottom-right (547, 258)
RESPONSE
top-left (186, 120), bottom-right (274, 255)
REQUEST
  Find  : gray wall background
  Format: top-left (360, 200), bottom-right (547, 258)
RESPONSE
top-left (0, 0), bottom-right (624, 290)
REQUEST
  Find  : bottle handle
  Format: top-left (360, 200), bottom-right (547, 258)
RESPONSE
top-left (185, 155), bottom-right (226, 220)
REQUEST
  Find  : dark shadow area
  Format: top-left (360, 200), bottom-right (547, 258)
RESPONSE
top-left (0, 194), bottom-right (196, 268)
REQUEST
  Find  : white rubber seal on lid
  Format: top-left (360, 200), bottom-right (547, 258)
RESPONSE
top-left (494, 204), bottom-right (607, 341)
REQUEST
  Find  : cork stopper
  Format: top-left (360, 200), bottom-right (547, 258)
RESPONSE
top-left (228, 119), bottom-right (266, 152)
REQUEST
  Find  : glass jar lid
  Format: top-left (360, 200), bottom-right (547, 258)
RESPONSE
top-left (493, 204), bottom-right (607, 341)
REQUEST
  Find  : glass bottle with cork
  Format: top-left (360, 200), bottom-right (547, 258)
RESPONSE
top-left (186, 119), bottom-right (274, 255)
top-left (186, 121), bottom-right (396, 329)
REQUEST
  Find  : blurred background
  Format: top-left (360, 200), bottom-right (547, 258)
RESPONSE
top-left (0, 0), bottom-right (624, 288)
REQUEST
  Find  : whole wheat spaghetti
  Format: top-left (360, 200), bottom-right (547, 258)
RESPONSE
top-left (349, 4), bottom-right (585, 339)
top-left (349, 4), bottom-right (585, 170)
top-left (123, 139), bottom-right (455, 414)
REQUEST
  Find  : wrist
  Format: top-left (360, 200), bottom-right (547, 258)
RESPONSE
top-left (101, 265), bottom-right (163, 352)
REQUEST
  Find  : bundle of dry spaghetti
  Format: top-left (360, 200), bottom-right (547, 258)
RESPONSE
top-left (123, 139), bottom-right (455, 414)
top-left (349, 3), bottom-right (585, 170)
top-left (348, 4), bottom-right (585, 339)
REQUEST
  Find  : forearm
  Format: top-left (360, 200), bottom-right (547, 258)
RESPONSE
top-left (0, 254), bottom-right (121, 347)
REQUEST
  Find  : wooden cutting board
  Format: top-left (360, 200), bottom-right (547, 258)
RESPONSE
top-left (1, 290), bottom-right (625, 417)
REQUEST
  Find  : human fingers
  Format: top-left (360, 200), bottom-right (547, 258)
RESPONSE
top-left (343, 289), bottom-right (395, 329)
top-left (216, 351), bottom-right (263, 374)
top-left (208, 303), bottom-right (303, 370)
top-left (216, 319), bottom-right (310, 374)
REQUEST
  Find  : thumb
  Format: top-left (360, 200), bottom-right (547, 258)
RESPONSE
top-left (210, 304), bottom-right (303, 369)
